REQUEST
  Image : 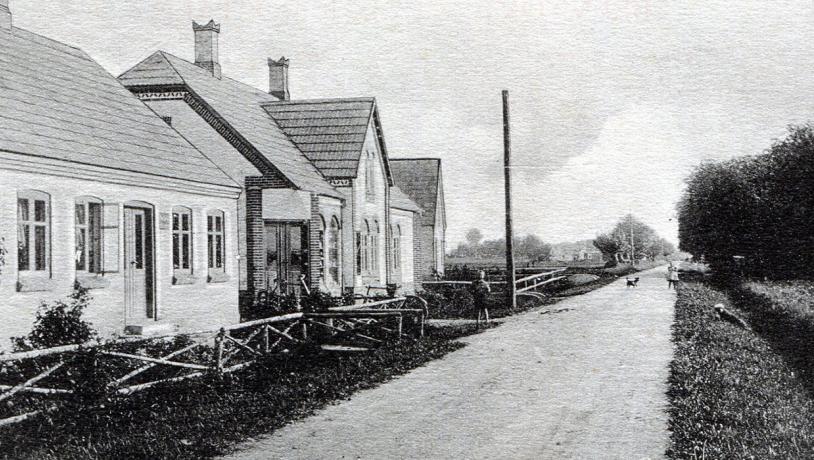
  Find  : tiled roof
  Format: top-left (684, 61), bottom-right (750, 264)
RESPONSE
top-left (0, 28), bottom-right (238, 188)
top-left (262, 99), bottom-right (375, 179)
top-left (390, 185), bottom-right (422, 213)
top-left (118, 51), bottom-right (340, 198)
top-left (390, 158), bottom-right (442, 226)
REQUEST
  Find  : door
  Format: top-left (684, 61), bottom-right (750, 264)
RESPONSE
top-left (264, 222), bottom-right (308, 295)
top-left (124, 206), bottom-right (154, 321)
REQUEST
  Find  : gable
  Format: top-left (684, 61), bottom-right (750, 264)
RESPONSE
top-left (119, 51), bottom-right (340, 198)
top-left (390, 158), bottom-right (441, 226)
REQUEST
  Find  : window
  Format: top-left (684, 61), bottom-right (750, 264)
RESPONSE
top-left (355, 231), bottom-right (362, 276)
top-left (318, 216), bottom-right (326, 281)
top-left (18, 191), bottom-right (50, 273)
top-left (173, 207), bottom-right (193, 274)
top-left (328, 217), bottom-right (340, 285)
top-left (365, 151), bottom-right (376, 201)
top-left (75, 198), bottom-right (103, 273)
top-left (371, 220), bottom-right (380, 273)
top-left (393, 225), bottom-right (402, 270)
top-left (207, 210), bottom-right (225, 274)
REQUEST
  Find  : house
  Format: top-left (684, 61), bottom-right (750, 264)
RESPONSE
top-left (118, 20), bottom-right (422, 301)
top-left (390, 159), bottom-right (446, 281)
top-left (0, 4), bottom-right (242, 344)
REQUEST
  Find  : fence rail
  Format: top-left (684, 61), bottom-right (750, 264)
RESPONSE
top-left (0, 295), bottom-right (428, 428)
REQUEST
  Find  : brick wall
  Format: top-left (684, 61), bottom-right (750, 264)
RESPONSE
top-left (308, 193), bottom-right (322, 291)
top-left (413, 217), bottom-right (424, 288)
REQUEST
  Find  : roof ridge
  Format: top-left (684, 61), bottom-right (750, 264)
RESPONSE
top-left (264, 97), bottom-right (375, 105)
top-left (160, 51), bottom-right (280, 100)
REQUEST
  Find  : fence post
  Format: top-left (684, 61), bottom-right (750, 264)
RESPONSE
top-left (214, 328), bottom-right (225, 374)
top-left (262, 324), bottom-right (270, 354)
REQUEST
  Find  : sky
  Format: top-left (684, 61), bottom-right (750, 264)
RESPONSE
top-left (10, 0), bottom-right (814, 248)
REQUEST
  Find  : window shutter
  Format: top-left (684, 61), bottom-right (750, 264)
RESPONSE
top-left (102, 203), bottom-right (120, 273)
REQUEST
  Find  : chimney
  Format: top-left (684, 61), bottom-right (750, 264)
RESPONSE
top-left (0, 0), bottom-right (12, 31)
top-left (268, 57), bottom-right (290, 101)
top-left (193, 20), bottom-right (221, 79)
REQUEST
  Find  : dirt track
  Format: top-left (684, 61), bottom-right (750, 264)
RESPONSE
top-left (222, 266), bottom-right (675, 460)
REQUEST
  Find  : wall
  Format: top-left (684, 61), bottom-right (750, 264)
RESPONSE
top-left (390, 208), bottom-right (416, 294)
top-left (0, 168), bottom-right (240, 349)
top-left (349, 120), bottom-right (388, 291)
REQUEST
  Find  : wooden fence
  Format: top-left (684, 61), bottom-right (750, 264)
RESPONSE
top-left (0, 296), bottom-right (428, 428)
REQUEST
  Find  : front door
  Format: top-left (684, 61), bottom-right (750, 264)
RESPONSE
top-left (264, 222), bottom-right (308, 295)
top-left (124, 206), bottom-right (154, 321)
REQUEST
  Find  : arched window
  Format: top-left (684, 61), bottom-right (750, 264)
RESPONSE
top-left (372, 220), bottom-right (380, 273)
top-left (172, 206), bottom-right (193, 274)
top-left (75, 196), bottom-right (103, 273)
top-left (18, 190), bottom-right (50, 273)
top-left (327, 217), bottom-right (341, 285)
top-left (318, 215), bottom-right (326, 281)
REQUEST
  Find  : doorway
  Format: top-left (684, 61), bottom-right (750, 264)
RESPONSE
top-left (124, 205), bottom-right (155, 322)
top-left (264, 221), bottom-right (309, 295)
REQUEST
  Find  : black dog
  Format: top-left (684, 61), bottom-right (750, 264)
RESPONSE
top-left (626, 277), bottom-right (640, 288)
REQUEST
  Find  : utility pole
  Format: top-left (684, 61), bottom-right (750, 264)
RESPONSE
top-left (503, 90), bottom-right (517, 310)
top-left (629, 213), bottom-right (635, 266)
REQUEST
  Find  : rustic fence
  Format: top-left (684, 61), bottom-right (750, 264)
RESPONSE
top-left (0, 295), bottom-right (428, 428)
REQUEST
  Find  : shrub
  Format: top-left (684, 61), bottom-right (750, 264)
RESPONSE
top-left (678, 124), bottom-right (814, 278)
top-left (12, 283), bottom-right (97, 351)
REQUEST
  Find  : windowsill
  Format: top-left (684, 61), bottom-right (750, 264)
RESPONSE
top-left (207, 271), bottom-right (230, 284)
top-left (17, 275), bottom-right (56, 293)
top-left (76, 273), bottom-right (111, 290)
top-left (172, 273), bottom-right (198, 286)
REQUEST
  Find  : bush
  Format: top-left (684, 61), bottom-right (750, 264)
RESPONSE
top-left (12, 283), bottom-right (97, 351)
top-left (678, 124), bottom-right (814, 278)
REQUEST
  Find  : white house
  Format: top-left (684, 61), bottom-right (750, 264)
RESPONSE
top-left (0, 6), bottom-right (242, 345)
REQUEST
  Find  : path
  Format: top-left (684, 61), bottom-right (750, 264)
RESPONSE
top-left (222, 266), bottom-right (676, 460)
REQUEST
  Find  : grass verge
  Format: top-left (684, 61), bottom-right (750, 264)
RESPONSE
top-left (0, 324), bottom-right (492, 459)
top-left (668, 281), bottom-right (814, 458)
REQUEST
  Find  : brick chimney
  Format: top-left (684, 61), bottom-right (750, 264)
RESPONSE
top-left (0, 0), bottom-right (12, 31)
top-left (268, 57), bottom-right (290, 101)
top-left (193, 20), bottom-right (221, 79)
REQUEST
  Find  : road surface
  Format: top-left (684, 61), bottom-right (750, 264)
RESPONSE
top-left (222, 266), bottom-right (675, 460)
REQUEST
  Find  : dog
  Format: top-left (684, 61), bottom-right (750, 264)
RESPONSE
top-left (626, 277), bottom-right (640, 288)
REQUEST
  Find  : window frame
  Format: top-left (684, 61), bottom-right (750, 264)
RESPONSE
top-left (75, 197), bottom-right (103, 274)
top-left (17, 190), bottom-right (51, 276)
top-left (393, 224), bottom-right (402, 270)
top-left (172, 206), bottom-right (194, 277)
top-left (328, 216), bottom-right (341, 286)
top-left (207, 210), bottom-right (226, 280)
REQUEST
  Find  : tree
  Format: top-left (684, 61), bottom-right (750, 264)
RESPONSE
top-left (465, 228), bottom-right (483, 246)
top-left (594, 214), bottom-right (667, 263)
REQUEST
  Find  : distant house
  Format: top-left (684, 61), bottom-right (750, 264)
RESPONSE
top-left (390, 159), bottom-right (446, 281)
top-left (0, 8), bottom-right (242, 343)
top-left (119, 20), bottom-right (423, 299)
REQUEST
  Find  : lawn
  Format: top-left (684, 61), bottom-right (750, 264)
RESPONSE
top-left (0, 324), bottom-right (493, 459)
top-left (668, 280), bottom-right (814, 458)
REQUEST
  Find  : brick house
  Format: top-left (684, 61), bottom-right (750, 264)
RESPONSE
top-left (119, 20), bottom-right (422, 301)
top-left (390, 159), bottom-right (447, 281)
top-left (0, 6), bottom-right (242, 345)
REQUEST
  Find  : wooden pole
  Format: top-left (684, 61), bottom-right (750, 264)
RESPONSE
top-left (502, 90), bottom-right (517, 310)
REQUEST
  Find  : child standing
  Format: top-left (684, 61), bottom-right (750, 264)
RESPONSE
top-left (471, 270), bottom-right (492, 328)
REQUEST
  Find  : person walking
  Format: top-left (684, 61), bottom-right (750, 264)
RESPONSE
top-left (471, 270), bottom-right (492, 328)
top-left (667, 263), bottom-right (680, 289)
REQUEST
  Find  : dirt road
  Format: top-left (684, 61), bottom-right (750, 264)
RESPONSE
top-left (222, 267), bottom-right (675, 460)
